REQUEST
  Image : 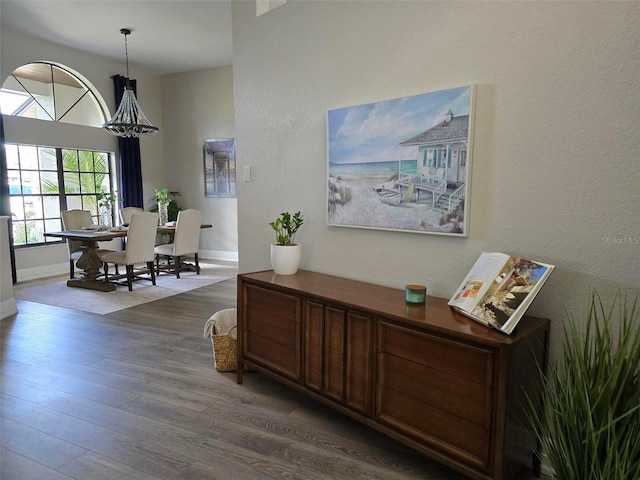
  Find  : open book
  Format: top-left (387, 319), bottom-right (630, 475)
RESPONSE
top-left (448, 252), bottom-right (555, 334)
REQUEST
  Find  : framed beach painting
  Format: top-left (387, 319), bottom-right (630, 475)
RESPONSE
top-left (327, 85), bottom-right (475, 236)
top-left (204, 138), bottom-right (236, 197)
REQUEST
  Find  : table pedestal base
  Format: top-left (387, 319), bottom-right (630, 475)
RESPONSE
top-left (70, 242), bottom-right (117, 292)
top-left (67, 278), bottom-right (116, 292)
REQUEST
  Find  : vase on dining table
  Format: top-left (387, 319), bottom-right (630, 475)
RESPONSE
top-left (100, 206), bottom-right (112, 228)
top-left (158, 202), bottom-right (169, 226)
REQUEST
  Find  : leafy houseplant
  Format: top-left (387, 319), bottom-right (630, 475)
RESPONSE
top-left (527, 290), bottom-right (640, 480)
top-left (269, 211), bottom-right (304, 275)
top-left (154, 187), bottom-right (169, 205)
top-left (152, 187), bottom-right (181, 225)
top-left (269, 211), bottom-right (304, 246)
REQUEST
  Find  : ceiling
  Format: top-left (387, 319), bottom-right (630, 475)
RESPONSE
top-left (0, 0), bottom-right (233, 76)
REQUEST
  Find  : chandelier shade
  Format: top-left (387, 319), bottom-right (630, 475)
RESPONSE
top-left (102, 29), bottom-right (158, 138)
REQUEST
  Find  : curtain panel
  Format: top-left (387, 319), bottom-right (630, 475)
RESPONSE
top-left (112, 75), bottom-right (144, 209)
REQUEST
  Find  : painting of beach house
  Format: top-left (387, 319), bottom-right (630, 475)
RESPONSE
top-left (327, 85), bottom-right (474, 236)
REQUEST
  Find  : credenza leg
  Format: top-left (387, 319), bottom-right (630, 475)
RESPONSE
top-left (237, 362), bottom-right (244, 384)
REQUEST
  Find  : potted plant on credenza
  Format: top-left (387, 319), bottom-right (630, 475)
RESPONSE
top-left (269, 211), bottom-right (304, 275)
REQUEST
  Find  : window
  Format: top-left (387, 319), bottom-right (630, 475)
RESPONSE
top-left (5, 143), bottom-right (116, 247)
top-left (0, 62), bottom-right (107, 127)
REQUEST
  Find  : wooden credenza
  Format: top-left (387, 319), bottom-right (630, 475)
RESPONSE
top-left (237, 270), bottom-right (549, 480)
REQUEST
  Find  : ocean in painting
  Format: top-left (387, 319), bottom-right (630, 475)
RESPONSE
top-left (329, 160), bottom-right (417, 182)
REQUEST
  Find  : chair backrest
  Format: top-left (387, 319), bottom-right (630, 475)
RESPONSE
top-left (61, 209), bottom-right (93, 255)
top-left (123, 212), bottom-right (159, 264)
top-left (173, 209), bottom-right (203, 256)
top-left (119, 207), bottom-right (144, 225)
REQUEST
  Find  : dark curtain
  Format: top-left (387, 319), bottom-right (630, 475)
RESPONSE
top-left (112, 74), bottom-right (144, 208)
top-left (0, 114), bottom-right (17, 284)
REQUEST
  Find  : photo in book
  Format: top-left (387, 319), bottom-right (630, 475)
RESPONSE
top-left (448, 252), bottom-right (555, 334)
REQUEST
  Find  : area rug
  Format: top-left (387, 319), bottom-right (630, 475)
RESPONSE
top-left (14, 262), bottom-right (238, 315)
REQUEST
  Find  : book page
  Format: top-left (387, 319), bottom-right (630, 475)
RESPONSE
top-left (448, 252), bottom-right (510, 312)
top-left (470, 257), bottom-right (554, 333)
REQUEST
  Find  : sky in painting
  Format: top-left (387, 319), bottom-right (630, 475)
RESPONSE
top-left (327, 86), bottom-right (471, 165)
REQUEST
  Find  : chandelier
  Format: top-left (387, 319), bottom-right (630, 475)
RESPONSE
top-left (102, 28), bottom-right (159, 138)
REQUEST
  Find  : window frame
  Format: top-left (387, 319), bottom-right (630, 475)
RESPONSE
top-left (6, 142), bottom-right (117, 248)
top-left (0, 61), bottom-right (109, 127)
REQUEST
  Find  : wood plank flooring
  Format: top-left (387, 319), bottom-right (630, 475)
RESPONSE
top-left (1, 277), bottom-right (547, 480)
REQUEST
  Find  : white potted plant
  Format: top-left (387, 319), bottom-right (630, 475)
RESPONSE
top-left (269, 211), bottom-right (304, 275)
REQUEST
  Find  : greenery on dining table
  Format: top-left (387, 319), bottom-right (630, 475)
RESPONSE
top-left (96, 190), bottom-right (121, 209)
top-left (150, 188), bottom-right (182, 222)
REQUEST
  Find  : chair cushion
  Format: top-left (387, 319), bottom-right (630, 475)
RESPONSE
top-left (71, 248), bottom-right (114, 261)
top-left (100, 251), bottom-right (127, 265)
top-left (154, 243), bottom-right (176, 256)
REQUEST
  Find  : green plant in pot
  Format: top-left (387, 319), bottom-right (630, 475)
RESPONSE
top-left (152, 187), bottom-right (182, 225)
top-left (527, 290), bottom-right (640, 480)
top-left (269, 211), bottom-right (304, 275)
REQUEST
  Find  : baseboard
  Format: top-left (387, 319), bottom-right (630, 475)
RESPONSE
top-left (16, 263), bottom-right (68, 283)
top-left (0, 297), bottom-right (18, 319)
top-left (199, 249), bottom-right (238, 262)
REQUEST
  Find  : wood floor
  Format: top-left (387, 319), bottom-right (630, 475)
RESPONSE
top-left (1, 278), bottom-right (546, 480)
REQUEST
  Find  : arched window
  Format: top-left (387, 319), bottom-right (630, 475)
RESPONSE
top-left (0, 62), bottom-right (108, 127)
top-left (1, 62), bottom-right (118, 247)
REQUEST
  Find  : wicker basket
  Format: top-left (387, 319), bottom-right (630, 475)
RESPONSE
top-left (203, 309), bottom-right (238, 372)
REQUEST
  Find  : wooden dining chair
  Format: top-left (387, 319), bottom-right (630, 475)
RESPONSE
top-left (61, 209), bottom-right (114, 279)
top-left (100, 212), bottom-right (159, 291)
top-left (154, 209), bottom-right (203, 278)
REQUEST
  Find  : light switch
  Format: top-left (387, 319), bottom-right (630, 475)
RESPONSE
top-left (242, 165), bottom-right (251, 182)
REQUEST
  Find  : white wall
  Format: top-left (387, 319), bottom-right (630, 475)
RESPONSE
top-left (160, 67), bottom-right (238, 261)
top-left (232, 1), bottom-right (640, 357)
top-left (0, 217), bottom-right (18, 319)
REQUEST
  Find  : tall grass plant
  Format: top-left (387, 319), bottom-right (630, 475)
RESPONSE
top-left (528, 291), bottom-right (640, 480)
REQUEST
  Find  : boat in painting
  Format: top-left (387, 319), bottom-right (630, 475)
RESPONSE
top-left (373, 182), bottom-right (415, 206)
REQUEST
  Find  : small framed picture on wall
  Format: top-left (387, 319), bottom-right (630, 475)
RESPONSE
top-left (204, 138), bottom-right (236, 197)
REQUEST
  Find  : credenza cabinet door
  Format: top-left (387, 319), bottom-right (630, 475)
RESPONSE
top-left (377, 321), bottom-right (496, 472)
top-left (304, 300), bottom-right (324, 392)
top-left (344, 311), bottom-right (374, 415)
top-left (303, 300), bottom-right (373, 415)
top-left (324, 306), bottom-right (346, 402)
top-left (241, 284), bottom-right (301, 381)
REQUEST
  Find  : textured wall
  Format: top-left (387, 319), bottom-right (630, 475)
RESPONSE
top-left (160, 66), bottom-right (238, 260)
top-left (0, 217), bottom-right (18, 319)
top-left (232, 1), bottom-right (640, 357)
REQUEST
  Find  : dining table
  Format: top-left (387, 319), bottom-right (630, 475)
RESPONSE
top-left (44, 224), bottom-right (212, 292)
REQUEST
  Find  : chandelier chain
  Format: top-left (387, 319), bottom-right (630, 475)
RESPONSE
top-left (124, 32), bottom-right (130, 79)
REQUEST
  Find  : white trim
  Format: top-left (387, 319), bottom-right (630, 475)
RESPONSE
top-left (16, 263), bottom-right (67, 283)
top-left (0, 298), bottom-right (18, 320)
top-left (199, 249), bottom-right (238, 263)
